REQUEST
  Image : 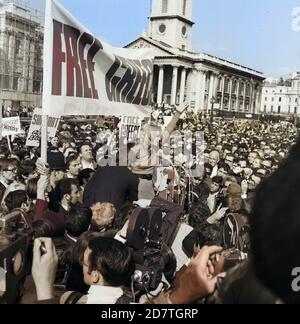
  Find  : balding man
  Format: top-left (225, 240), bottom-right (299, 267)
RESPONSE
top-left (208, 150), bottom-right (220, 178)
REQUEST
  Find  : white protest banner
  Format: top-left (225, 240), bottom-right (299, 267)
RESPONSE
top-left (26, 108), bottom-right (60, 147)
top-left (1, 117), bottom-right (22, 137)
top-left (119, 116), bottom-right (142, 141)
top-left (43, 0), bottom-right (157, 119)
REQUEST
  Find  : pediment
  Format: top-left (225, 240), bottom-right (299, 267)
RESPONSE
top-left (125, 37), bottom-right (175, 57)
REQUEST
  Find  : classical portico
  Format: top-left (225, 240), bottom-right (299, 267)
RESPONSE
top-left (125, 0), bottom-right (265, 115)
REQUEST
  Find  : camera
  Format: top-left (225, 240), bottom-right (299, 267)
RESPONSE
top-left (223, 213), bottom-right (251, 253)
top-left (126, 207), bottom-right (176, 293)
top-left (0, 209), bottom-right (32, 304)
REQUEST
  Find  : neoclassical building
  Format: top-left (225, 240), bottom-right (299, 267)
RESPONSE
top-left (126, 0), bottom-right (265, 115)
top-left (261, 73), bottom-right (300, 116)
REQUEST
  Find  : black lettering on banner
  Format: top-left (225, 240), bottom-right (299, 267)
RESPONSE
top-left (105, 57), bottom-right (122, 102)
top-left (120, 59), bottom-right (136, 103)
top-left (52, 20), bottom-right (102, 98)
top-left (141, 59), bottom-right (153, 105)
top-left (105, 55), bottom-right (153, 105)
top-left (127, 60), bottom-right (142, 104)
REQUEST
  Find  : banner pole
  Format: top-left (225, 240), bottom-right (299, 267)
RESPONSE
top-left (41, 0), bottom-right (53, 162)
top-left (6, 135), bottom-right (12, 153)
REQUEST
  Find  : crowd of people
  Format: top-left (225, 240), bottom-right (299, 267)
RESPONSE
top-left (0, 104), bottom-right (299, 304)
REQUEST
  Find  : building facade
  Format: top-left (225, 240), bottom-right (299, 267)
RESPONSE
top-left (261, 73), bottom-right (300, 116)
top-left (126, 0), bottom-right (265, 115)
top-left (0, 0), bottom-right (43, 111)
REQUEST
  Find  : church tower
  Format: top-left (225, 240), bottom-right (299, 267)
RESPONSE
top-left (148, 0), bottom-right (194, 51)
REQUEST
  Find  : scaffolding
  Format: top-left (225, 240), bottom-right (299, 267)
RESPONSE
top-left (0, 0), bottom-right (44, 110)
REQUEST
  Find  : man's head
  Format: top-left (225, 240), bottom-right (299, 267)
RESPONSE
top-left (66, 205), bottom-right (92, 237)
top-left (252, 157), bottom-right (262, 169)
top-left (82, 237), bottom-right (135, 287)
top-left (53, 178), bottom-right (81, 207)
top-left (224, 155), bottom-right (235, 169)
top-left (80, 144), bottom-right (93, 163)
top-left (90, 202), bottom-right (116, 231)
top-left (66, 155), bottom-right (81, 178)
top-left (217, 162), bottom-right (230, 179)
top-left (50, 137), bottom-right (59, 147)
top-left (0, 158), bottom-right (18, 184)
top-left (248, 152), bottom-right (259, 166)
top-left (50, 170), bottom-right (65, 185)
top-left (4, 190), bottom-right (29, 212)
top-left (208, 150), bottom-right (220, 168)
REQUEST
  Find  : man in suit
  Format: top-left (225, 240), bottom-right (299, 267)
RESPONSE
top-left (0, 158), bottom-right (18, 204)
top-left (83, 166), bottom-right (139, 211)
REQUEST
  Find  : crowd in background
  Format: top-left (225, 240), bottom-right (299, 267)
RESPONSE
top-left (0, 106), bottom-right (299, 304)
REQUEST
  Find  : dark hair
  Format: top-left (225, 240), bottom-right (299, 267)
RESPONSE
top-left (26, 177), bottom-right (39, 200)
top-left (211, 176), bottom-right (224, 187)
top-left (32, 219), bottom-right (55, 238)
top-left (71, 231), bottom-right (102, 265)
top-left (66, 154), bottom-right (79, 170)
top-left (4, 190), bottom-right (27, 211)
top-left (218, 161), bottom-right (230, 173)
top-left (52, 178), bottom-right (78, 204)
top-left (18, 160), bottom-right (36, 181)
top-left (66, 205), bottom-right (92, 237)
top-left (218, 262), bottom-right (277, 304)
top-left (251, 138), bottom-right (300, 304)
top-left (204, 163), bottom-right (213, 177)
top-left (78, 168), bottom-right (95, 187)
top-left (0, 146), bottom-right (9, 158)
top-left (88, 237), bottom-right (135, 287)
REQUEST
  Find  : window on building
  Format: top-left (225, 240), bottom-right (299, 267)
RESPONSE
top-left (288, 106), bottom-right (291, 114)
top-left (264, 105), bottom-right (267, 113)
top-left (280, 89), bottom-right (282, 93)
top-left (278, 106), bottom-right (281, 114)
top-left (183, 0), bottom-right (187, 15)
top-left (296, 98), bottom-right (298, 103)
top-left (224, 78), bottom-right (229, 93)
top-left (162, 0), bottom-right (168, 13)
top-left (265, 97), bottom-right (268, 102)
top-left (295, 107), bottom-right (298, 114)
top-left (272, 97), bottom-right (274, 102)
top-left (15, 38), bottom-right (21, 56)
top-left (271, 106), bottom-right (274, 113)
top-left (290, 97), bottom-right (292, 103)
top-left (279, 97), bottom-right (282, 102)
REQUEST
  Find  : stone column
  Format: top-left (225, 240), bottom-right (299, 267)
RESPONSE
top-left (235, 80), bottom-right (240, 111)
top-left (228, 78), bottom-right (233, 110)
top-left (171, 66), bottom-right (179, 106)
top-left (179, 68), bottom-right (187, 104)
top-left (255, 86), bottom-right (262, 114)
top-left (208, 72), bottom-right (217, 104)
top-left (248, 82), bottom-right (254, 113)
top-left (220, 75), bottom-right (225, 110)
top-left (157, 65), bottom-right (164, 105)
top-left (194, 69), bottom-right (206, 112)
top-left (243, 82), bottom-right (247, 112)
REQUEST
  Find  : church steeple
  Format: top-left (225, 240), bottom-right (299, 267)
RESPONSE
top-left (148, 0), bottom-right (194, 51)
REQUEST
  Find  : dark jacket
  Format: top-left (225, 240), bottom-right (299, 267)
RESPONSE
top-left (34, 199), bottom-right (68, 237)
top-left (83, 167), bottom-right (139, 210)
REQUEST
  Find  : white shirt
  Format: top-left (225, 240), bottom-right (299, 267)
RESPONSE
top-left (81, 159), bottom-right (95, 170)
top-left (207, 192), bottom-right (218, 214)
top-left (87, 285), bottom-right (123, 304)
top-left (211, 165), bottom-right (218, 178)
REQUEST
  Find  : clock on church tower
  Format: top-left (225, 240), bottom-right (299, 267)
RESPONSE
top-left (148, 0), bottom-right (194, 51)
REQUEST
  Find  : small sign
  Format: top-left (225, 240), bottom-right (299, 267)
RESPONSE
top-left (26, 108), bottom-right (60, 147)
top-left (1, 117), bottom-right (22, 137)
